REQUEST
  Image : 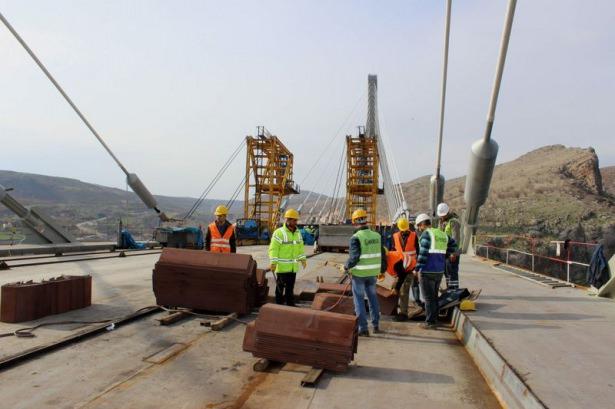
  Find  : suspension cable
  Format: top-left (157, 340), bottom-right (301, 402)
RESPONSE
top-left (0, 12), bottom-right (130, 176)
top-left (183, 138), bottom-right (245, 220)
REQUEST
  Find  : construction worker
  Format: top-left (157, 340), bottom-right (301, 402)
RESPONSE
top-left (268, 208), bottom-right (306, 306)
top-left (343, 209), bottom-right (386, 337)
top-left (388, 217), bottom-right (419, 322)
top-left (437, 203), bottom-right (461, 289)
top-left (205, 205), bottom-right (236, 253)
top-left (415, 213), bottom-right (457, 329)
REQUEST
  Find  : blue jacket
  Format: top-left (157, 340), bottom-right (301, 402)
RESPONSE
top-left (587, 244), bottom-right (609, 288)
top-left (416, 228), bottom-right (456, 273)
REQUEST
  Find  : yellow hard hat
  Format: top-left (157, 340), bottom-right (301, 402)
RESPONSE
top-left (284, 208), bottom-right (299, 219)
top-left (214, 205), bottom-right (229, 216)
top-left (397, 218), bottom-right (410, 231)
top-left (351, 208), bottom-right (367, 222)
top-left (460, 299), bottom-right (476, 311)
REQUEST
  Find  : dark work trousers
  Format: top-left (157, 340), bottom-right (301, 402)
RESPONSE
top-left (412, 277), bottom-right (424, 308)
top-left (393, 261), bottom-right (408, 292)
top-left (445, 257), bottom-right (460, 289)
top-left (275, 273), bottom-right (296, 306)
top-left (420, 272), bottom-right (443, 324)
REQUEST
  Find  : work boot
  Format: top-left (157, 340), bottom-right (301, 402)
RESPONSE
top-left (419, 322), bottom-right (437, 330)
top-left (373, 326), bottom-right (382, 334)
top-left (358, 329), bottom-right (370, 337)
top-left (393, 314), bottom-right (408, 322)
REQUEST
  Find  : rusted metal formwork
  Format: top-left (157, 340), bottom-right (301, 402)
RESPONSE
top-left (376, 286), bottom-right (398, 315)
top-left (311, 293), bottom-right (355, 315)
top-left (316, 282), bottom-right (352, 296)
top-left (243, 304), bottom-right (358, 372)
top-left (152, 248), bottom-right (266, 315)
top-left (1, 275), bottom-right (92, 323)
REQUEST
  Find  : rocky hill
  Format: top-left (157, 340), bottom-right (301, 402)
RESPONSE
top-left (602, 165), bottom-right (615, 196)
top-left (395, 145), bottom-right (615, 240)
top-left (0, 170), bottom-right (242, 241)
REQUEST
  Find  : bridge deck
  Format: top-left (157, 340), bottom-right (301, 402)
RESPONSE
top-left (461, 256), bottom-right (615, 409)
top-left (0, 247), bottom-right (499, 409)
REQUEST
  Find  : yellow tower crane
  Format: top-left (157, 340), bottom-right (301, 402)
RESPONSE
top-left (243, 126), bottom-right (299, 242)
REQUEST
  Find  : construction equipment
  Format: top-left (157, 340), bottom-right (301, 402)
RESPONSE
top-left (243, 127), bottom-right (299, 243)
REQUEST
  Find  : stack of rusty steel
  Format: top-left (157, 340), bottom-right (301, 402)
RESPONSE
top-left (376, 286), bottom-right (398, 315)
top-left (152, 248), bottom-right (267, 315)
top-left (311, 293), bottom-right (355, 315)
top-left (315, 280), bottom-right (397, 315)
top-left (243, 304), bottom-right (358, 372)
top-left (316, 282), bottom-right (352, 295)
top-left (1, 275), bottom-right (92, 323)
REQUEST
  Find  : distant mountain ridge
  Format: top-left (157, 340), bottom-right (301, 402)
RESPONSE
top-left (2, 145), bottom-right (614, 242)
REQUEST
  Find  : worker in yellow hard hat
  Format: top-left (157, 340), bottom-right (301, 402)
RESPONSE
top-left (268, 208), bottom-right (306, 306)
top-left (343, 209), bottom-right (386, 336)
top-left (205, 205), bottom-right (236, 253)
top-left (388, 217), bottom-right (419, 322)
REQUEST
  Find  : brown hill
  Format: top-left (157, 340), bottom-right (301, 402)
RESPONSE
top-left (602, 166), bottom-right (615, 196)
top-left (395, 145), bottom-right (615, 238)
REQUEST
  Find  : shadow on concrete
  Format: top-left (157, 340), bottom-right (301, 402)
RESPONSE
top-left (316, 364), bottom-right (455, 389)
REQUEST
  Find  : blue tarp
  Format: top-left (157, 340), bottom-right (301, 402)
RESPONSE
top-left (300, 228), bottom-right (315, 245)
top-left (119, 229), bottom-right (145, 249)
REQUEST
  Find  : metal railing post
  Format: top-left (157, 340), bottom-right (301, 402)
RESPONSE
top-left (506, 249), bottom-right (509, 264)
top-left (531, 254), bottom-right (535, 272)
top-left (567, 262), bottom-right (571, 283)
top-left (486, 246), bottom-right (489, 260)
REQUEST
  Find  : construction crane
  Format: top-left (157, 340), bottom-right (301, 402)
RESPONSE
top-left (345, 126), bottom-right (380, 225)
top-left (241, 127), bottom-right (299, 243)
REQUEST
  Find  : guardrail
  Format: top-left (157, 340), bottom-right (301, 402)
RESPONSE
top-left (475, 244), bottom-right (590, 284)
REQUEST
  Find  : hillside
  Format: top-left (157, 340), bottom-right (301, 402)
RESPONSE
top-left (602, 165), bottom-right (615, 195)
top-left (0, 170), bottom-right (242, 241)
top-left (395, 145), bottom-right (615, 240)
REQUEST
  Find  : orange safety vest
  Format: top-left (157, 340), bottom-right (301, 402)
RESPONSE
top-left (208, 222), bottom-right (234, 253)
top-left (386, 231), bottom-right (417, 275)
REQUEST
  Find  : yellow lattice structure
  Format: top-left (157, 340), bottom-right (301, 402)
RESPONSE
top-left (244, 127), bottom-right (298, 237)
top-left (345, 128), bottom-right (380, 225)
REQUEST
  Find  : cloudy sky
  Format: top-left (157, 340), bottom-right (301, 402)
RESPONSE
top-left (1, 0), bottom-right (613, 200)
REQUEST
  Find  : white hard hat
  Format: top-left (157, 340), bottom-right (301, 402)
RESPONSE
top-left (415, 213), bottom-right (431, 226)
top-left (436, 203), bottom-right (450, 217)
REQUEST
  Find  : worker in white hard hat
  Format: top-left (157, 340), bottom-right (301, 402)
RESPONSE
top-left (343, 209), bottom-right (386, 337)
top-left (437, 202), bottom-right (461, 289)
top-left (205, 205), bottom-right (236, 253)
top-left (268, 208), bottom-right (306, 306)
top-left (415, 213), bottom-right (457, 329)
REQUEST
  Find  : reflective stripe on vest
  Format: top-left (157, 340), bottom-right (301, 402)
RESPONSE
top-left (393, 231), bottom-right (417, 271)
top-left (422, 228), bottom-right (448, 273)
top-left (209, 222), bottom-right (234, 253)
top-left (350, 229), bottom-right (382, 277)
top-left (269, 224), bottom-right (305, 274)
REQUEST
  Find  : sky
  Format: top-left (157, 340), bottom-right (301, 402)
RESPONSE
top-left (1, 0), bottom-right (614, 200)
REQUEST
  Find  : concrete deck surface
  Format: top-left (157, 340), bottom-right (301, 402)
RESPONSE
top-left (0, 247), bottom-right (499, 409)
top-left (461, 256), bottom-right (615, 409)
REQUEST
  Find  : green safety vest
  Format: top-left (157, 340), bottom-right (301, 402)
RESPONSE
top-left (268, 224), bottom-right (306, 273)
top-left (443, 217), bottom-right (459, 237)
top-left (350, 228), bottom-right (382, 277)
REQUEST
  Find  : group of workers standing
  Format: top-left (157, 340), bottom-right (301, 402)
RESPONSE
top-left (204, 202), bottom-right (461, 337)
